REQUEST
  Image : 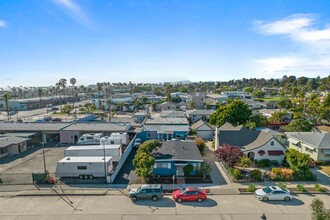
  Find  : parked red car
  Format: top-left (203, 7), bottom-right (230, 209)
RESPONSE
top-left (172, 187), bottom-right (207, 203)
top-left (51, 118), bottom-right (62, 122)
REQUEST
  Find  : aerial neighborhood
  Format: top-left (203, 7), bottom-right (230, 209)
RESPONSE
top-left (0, 76), bottom-right (329, 218)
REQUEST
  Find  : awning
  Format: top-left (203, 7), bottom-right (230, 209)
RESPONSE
top-left (268, 150), bottom-right (284, 156)
top-left (288, 138), bottom-right (300, 145)
top-left (258, 150), bottom-right (265, 155)
top-left (304, 145), bottom-right (315, 150)
top-left (323, 150), bottom-right (330, 155)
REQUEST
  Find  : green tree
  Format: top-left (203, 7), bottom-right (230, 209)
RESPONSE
top-left (269, 110), bottom-right (288, 123)
top-left (310, 198), bottom-right (330, 220)
top-left (209, 100), bottom-right (252, 126)
top-left (284, 119), bottom-right (312, 132)
top-left (243, 87), bottom-right (253, 93)
top-left (198, 162), bottom-right (211, 178)
top-left (278, 97), bottom-right (292, 110)
top-left (133, 140), bottom-right (161, 179)
top-left (37, 87), bottom-right (45, 108)
top-left (70, 78), bottom-right (77, 107)
top-left (248, 115), bottom-right (267, 128)
top-left (285, 149), bottom-right (311, 172)
top-left (252, 90), bottom-right (265, 98)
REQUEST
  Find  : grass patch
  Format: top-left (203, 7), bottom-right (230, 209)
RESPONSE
top-left (260, 97), bottom-right (281, 102)
top-left (320, 166), bottom-right (330, 175)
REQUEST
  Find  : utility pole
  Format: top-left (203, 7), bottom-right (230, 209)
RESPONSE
top-left (101, 139), bottom-right (107, 183)
top-left (41, 141), bottom-right (47, 174)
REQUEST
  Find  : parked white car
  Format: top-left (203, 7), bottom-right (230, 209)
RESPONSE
top-left (133, 138), bottom-right (142, 148)
top-left (255, 186), bottom-right (293, 202)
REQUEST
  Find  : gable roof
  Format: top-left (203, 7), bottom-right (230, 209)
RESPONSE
top-left (145, 117), bottom-right (189, 125)
top-left (217, 123), bottom-right (278, 151)
top-left (144, 125), bottom-right (189, 133)
top-left (191, 120), bottom-right (214, 131)
top-left (152, 140), bottom-right (203, 162)
top-left (160, 111), bottom-right (186, 118)
top-left (286, 132), bottom-right (330, 149)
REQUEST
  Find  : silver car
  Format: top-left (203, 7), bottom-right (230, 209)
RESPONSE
top-left (255, 186), bottom-right (293, 202)
top-left (129, 184), bottom-right (163, 202)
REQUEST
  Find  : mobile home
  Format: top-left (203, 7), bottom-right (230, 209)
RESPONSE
top-left (55, 156), bottom-right (113, 179)
top-left (77, 133), bottom-right (102, 145)
top-left (64, 145), bottom-right (122, 162)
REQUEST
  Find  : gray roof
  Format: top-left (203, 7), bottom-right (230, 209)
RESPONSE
top-left (286, 132), bottom-right (330, 149)
top-left (191, 120), bottom-right (214, 131)
top-left (145, 117), bottom-right (189, 125)
top-left (160, 111), bottom-right (186, 118)
top-left (217, 123), bottom-right (278, 151)
top-left (144, 125), bottom-right (190, 133)
top-left (255, 127), bottom-right (283, 136)
top-left (152, 140), bottom-right (203, 162)
top-left (0, 132), bottom-right (38, 137)
top-left (0, 123), bottom-right (71, 132)
top-left (62, 123), bottom-right (130, 132)
top-left (186, 109), bottom-right (215, 116)
top-left (0, 136), bottom-right (31, 148)
top-left (160, 102), bottom-right (177, 107)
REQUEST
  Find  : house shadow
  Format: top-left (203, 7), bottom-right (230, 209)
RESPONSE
top-left (132, 197), bottom-right (176, 208)
top-left (176, 198), bottom-right (218, 207)
top-left (266, 198), bottom-right (304, 206)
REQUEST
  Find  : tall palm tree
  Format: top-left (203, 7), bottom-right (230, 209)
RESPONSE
top-left (96, 83), bottom-right (103, 110)
top-left (70, 78), bottom-right (77, 107)
top-left (55, 82), bottom-right (62, 113)
top-left (3, 93), bottom-right (11, 121)
top-left (59, 78), bottom-right (67, 111)
top-left (37, 87), bottom-right (45, 108)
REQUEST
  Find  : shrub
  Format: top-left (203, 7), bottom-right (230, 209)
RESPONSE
top-left (195, 138), bottom-right (206, 156)
top-left (239, 157), bottom-right (252, 168)
top-left (281, 168), bottom-right (293, 181)
top-left (293, 169), bottom-right (315, 181)
top-left (249, 169), bottom-right (263, 181)
top-left (248, 184), bottom-right (257, 192)
top-left (296, 184), bottom-right (306, 192)
top-left (271, 167), bottom-right (282, 175)
top-left (232, 168), bottom-right (244, 179)
top-left (257, 159), bottom-right (271, 168)
top-left (278, 182), bottom-right (287, 189)
top-left (315, 161), bottom-right (328, 166)
top-left (227, 167), bottom-right (233, 175)
top-left (183, 164), bottom-right (194, 176)
top-left (314, 184), bottom-right (326, 192)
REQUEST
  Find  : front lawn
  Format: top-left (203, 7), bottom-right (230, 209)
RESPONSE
top-left (320, 166), bottom-right (330, 175)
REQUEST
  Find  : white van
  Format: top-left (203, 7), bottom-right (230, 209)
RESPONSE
top-left (77, 133), bottom-right (102, 145)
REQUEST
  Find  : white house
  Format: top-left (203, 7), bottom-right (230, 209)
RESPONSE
top-left (191, 120), bottom-right (214, 140)
top-left (215, 123), bottom-right (287, 163)
top-left (186, 109), bottom-right (215, 124)
top-left (286, 132), bottom-right (330, 162)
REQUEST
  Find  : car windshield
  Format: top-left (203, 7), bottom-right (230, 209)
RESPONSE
top-left (262, 187), bottom-right (272, 193)
top-left (179, 188), bottom-right (186, 194)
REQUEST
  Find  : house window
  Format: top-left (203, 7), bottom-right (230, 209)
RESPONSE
top-left (0, 148), bottom-right (7, 155)
top-left (77, 166), bottom-right (87, 170)
top-left (147, 132), bottom-right (155, 138)
top-left (305, 147), bottom-right (315, 153)
top-left (270, 141), bottom-right (274, 146)
top-left (155, 163), bottom-right (171, 169)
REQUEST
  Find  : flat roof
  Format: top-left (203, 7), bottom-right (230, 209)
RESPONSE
top-left (66, 145), bottom-right (121, 150)
top-left (62, 123), bottom-right (130, 132)
top-left (0, 132), bottom-right (38, 137)
top-left (0, 136), bottom-right (31, 148)
top-left (145, 117), bottom-right (189, 125)
top-left (58, 156), bottom-right (112, 163)
top-left (0, 123), bottom-right (71, 132)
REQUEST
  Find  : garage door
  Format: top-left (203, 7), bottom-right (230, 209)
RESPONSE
top-left (197, 130), bottom-right (213, 140)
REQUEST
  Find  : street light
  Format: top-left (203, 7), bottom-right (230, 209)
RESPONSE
top-left (101, 139), bottom-right (107, 183)
top-left (41, 141), bottom-right (47, 174)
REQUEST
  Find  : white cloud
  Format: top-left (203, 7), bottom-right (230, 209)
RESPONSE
top-left (254, 14), bottom-right (330, 76)
top-left (51, 0), bottom-right (92, 27)
top-left (0, 20), bottom-right (7, 28)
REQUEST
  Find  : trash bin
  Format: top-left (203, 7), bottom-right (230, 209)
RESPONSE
top-left (32, 172), bottom-right (47, 184)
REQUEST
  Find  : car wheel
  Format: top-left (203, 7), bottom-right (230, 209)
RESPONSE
top-left (197, 198), bottom-right (203, 203)
top-left (131, 196), bottom-right (137, 202)
top-left (177, 198), bottom-right (183, 203)
top-left (152, 196), bottom-right (158, 202)
top-left (262, 197), bottom-right (269, 202)
top-left (284, 196), bottom-right (291, 202)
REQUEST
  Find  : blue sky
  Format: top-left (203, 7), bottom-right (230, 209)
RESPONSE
top-left (0, 0), bottom-right (330, 86)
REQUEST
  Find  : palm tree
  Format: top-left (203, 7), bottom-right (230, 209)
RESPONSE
top-left (59, 78), bottom-right (67, 111)
top-left (55, 82), bottom-right (62, 113)
top-left (3, 93), bottom-right (11, 121)
top-left (96, 82), bottom-right (103, 110)
top-left (70, 78), bottom-right (77, 107)
top-left (37, 87), bottom-right (45, 108)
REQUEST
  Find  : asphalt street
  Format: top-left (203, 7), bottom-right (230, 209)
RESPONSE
top-left (0, 194), bottom-right (328, 220)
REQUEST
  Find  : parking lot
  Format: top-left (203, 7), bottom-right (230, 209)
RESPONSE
top-left (0, 146), bottom-right (67, 184)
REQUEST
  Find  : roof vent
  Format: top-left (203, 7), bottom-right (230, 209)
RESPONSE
top-left (66, 157), bottom-right (70, 160)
